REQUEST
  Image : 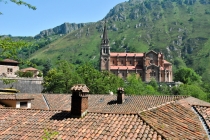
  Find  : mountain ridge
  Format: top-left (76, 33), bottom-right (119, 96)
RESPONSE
top-left (20, 0), bottom-right (210, 82)
top-left (34, 22), bottom-right (93, 39)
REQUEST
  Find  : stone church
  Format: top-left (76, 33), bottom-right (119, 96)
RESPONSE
top-left (100, 23), bottom-right (173, 82)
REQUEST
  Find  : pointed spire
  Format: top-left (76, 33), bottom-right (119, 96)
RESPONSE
top-left (101, 20), bottom-right (109, 45)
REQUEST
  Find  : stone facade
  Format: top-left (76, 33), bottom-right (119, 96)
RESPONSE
top-left (100, 23), bottom-right (173, 82)
top-left (0, 59), bottom-right (19, 77)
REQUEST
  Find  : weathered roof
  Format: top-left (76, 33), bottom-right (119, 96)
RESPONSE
top-left (0, 94), bottom-right (34, 100)
top-left (110, 66), bottom-right (142, 70)
top-left (71, 84), bottom-right (89, 93)
top-left (0, 94), bottom-right (188, 112)
top-left (140, 103), bottom-right (207, 139)
top-left (43, 94), bottom-right (71, 110)
top-left (194, 105), bottom-right (210, 129)
top-left (88, 95), bottom-right (188, 114)
top-left (0, 93), bottom-right (209, 139)
top-left (110, 53), bottom-right (144, 57)
top-left (20, 67), bottom-right (38, 72)
top-left (0, 109), bottom-right (165, 139)
top-left (16, 94), bottom-right (49, 110)
top-left (0, 59), bottom-right (19, 63)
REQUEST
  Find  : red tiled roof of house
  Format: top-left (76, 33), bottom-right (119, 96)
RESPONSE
top-left (29, 94), bottom-right (186, 113)
top-left (20, 67), bottom-right (38, 72)
top-left (110, 65), bottom-right (143, 70)
top-left (110, 53), bottom-right (144, 57)
top-left (1, 94), bottom-right (187, 113)
top-left (0, 93), bottom-right (209, 139)
top-left (0, 108), bottom-right (165, 140)
top-left (88, 95), bottom-right (188, 114)
top-left (71, 84), bottom-right (89, 92)
top-left (0, 59), bottom-right (19, 63)
top-left (194, 105), bottom-right (210, 128)
top-left (140, 103), bottom-right (207, 139)
top-left (0, 94), bottom-right (33, 100)
top-left (177, 97), bottom-right (210, 109)
top-left (43, 94), bottom-right (71, 110)
top-left (16, 94), bottom-right (49, 110)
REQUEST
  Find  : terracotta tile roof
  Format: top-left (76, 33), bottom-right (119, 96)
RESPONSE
top-left (110, 53), bottom-right (144, 57)
top-left (43, 94), bottom-right (71, 110)
top-left (177, 97), bottom-right (210, 109)
top-left (20, 67), bottom-right (38, 72)
top-left (0, 94), bottom-right (33, 100)
top-left (0, 59), bottom-right (19, 63)
top-left (88, 95), bottom-right (188, 114)
top-left (0, 94), bottom-right (188, 113)
top-left (140, 103), bottom-right (208, 139)
top-left (194, 105), bottom-right (210, 129)
top-left (0, 108), bottom-right (165, 140)
top-left (16, 94), bottom-right (48, 110)
top-left (71, 84), bottom-right (89, 92)
top-left (110, 65), bottom-right (142, 70)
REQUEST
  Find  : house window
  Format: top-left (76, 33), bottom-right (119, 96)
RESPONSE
top-left (150, 59), bottom-right (153, 64)
top-left (113, 60), bottom-right (114, 64)
top-left (161, 74), bottom-right (162, 77)
top-left (20, 102), bottom-right (27, 108)
top-left (121, 60), bottom-right (123, 64)
top-left (137, 60), bottom-right (141, 65)
top-left (150, 71), bottom-right (156, 77)
top-left (7, 68), bottom-right (13, 73)
top-left (130, 60), bottom-right (132, 64)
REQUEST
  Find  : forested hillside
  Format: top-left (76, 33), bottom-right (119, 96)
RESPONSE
top-left (16, 0), bottom-right (210, 82)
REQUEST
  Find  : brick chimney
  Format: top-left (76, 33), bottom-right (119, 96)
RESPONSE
top-left (117, 87), bottom-right (125, 104)
top-left (71, 84), bottom-right (89, 117)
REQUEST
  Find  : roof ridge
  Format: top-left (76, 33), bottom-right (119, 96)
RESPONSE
top-left (139, 101), bottom-right (176, 113)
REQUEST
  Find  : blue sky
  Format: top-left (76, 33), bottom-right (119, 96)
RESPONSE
top-left (0, 0), bottom-right (128, 36)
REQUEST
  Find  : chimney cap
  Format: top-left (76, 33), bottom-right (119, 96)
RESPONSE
top-left (117, 87), bottom-right (124, 91)
top-left (71, 84), bottom-right (89, 93)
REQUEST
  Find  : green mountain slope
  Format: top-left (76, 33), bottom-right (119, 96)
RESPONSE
top-left (29, 0), bottom-right (210, 81)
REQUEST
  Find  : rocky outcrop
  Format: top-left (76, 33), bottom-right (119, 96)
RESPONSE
top-left (34, 22), bottom-right (87, 39)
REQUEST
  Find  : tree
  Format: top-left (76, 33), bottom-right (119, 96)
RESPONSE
top-left (174, 84), bottom-right (207, 101)
top-left (42, 61), bottom-right (82, 93)
top-left (124, 74), bottom-right (145, 95)
top-left (0, 0), bottom-right (36, 15)
top-left (0, 0), bottom-right (36, 61)
top-left (174, 67), bottom-right (201, 84)
top-left (0, 37), bottom-right (29, 59)
top-left (76, 63), bottom-right (124, 94)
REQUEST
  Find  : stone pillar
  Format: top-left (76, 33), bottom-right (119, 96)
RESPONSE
top-left (159, 71), bottom-right (161, 82)
top-left (165, 70), bottom-right (167, 82)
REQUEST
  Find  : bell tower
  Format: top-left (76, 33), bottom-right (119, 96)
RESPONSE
top-left (100, 21), bottom-right (110, 71)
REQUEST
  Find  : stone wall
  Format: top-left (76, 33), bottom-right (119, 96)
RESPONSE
top-left (0, 77), bottom-right (43, 93)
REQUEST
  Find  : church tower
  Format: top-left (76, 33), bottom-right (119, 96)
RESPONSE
top-left (100, 21), bottom-right (110, 71)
